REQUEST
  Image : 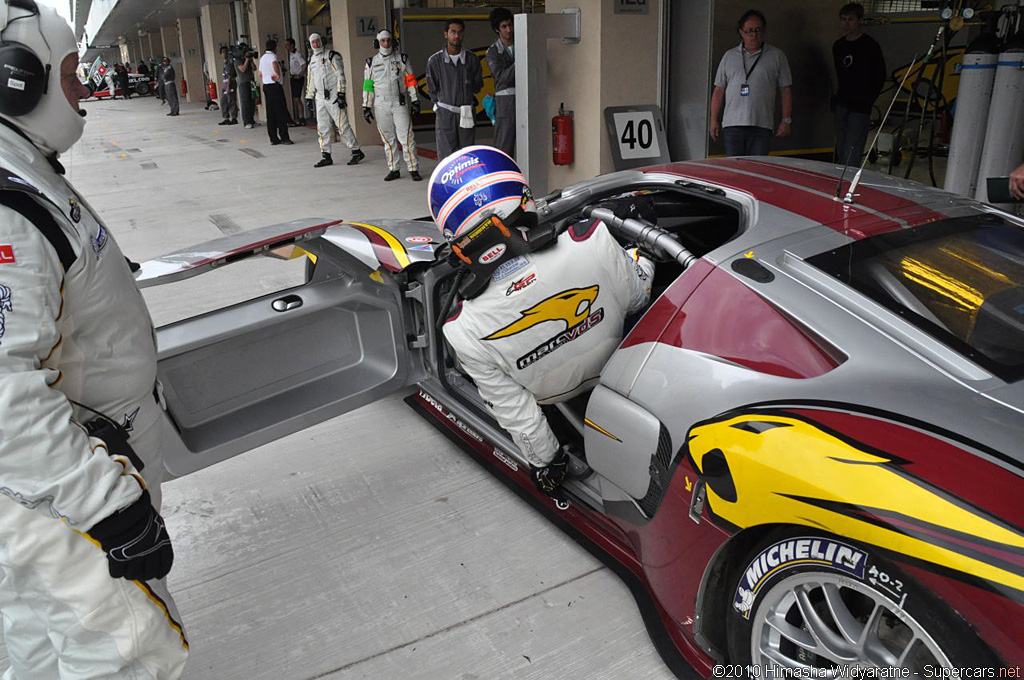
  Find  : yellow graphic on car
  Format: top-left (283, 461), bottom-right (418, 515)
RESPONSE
top-left (687, 412), bottom-right (1024, 597)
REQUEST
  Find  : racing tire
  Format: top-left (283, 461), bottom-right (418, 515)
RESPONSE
top-left (725, 530), bottom-right (999, 673)
top-left (136, 82), bottom-right (149, 96)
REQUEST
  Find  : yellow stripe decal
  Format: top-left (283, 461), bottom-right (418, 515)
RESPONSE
top-left (134, 581), bottom-right (190, 650)
top-left (584, 418), bottom-right (622, 442)
top-left (348, 222), bottom-right (411, 269)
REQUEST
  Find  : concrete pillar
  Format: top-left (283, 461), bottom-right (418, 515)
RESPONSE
top-left (201, 3), bottom-right (234, 101)
top-left (160, 25), bottom-right (180, 60)
top-left (544, 0), bottom-right (660, 190)
top-left (144, 32), bottom-right (155, 61)
top-left (329, 0), bottom-right (387, 144)
top-left (177, 16), bottom-right (204, 103)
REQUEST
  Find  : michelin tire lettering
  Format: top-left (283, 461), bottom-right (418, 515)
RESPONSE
top-left (733, 537), bottom-right (867, 618)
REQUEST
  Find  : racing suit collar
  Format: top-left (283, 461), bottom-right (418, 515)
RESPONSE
top-left (0, 120), bottom-right (64, 174)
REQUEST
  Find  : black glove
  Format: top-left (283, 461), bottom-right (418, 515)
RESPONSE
top-left (363, 107), bottom-right (374, 124)
top-left (411, 100), bottom-right (421, 116)
top-left (306, 99), bottom-right (315, 117)
top-left (336, 92), bottom-right (347, 109)
top-left (324, 88), bottom-right (331, 100)
top-left (88, 489), bottom-right (174, 581)
top-left (530, 448), bottom-right (569, 496)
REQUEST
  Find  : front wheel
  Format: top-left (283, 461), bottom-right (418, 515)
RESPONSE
top-left (136, 82), bottom-right (149, 96)
top-left (726, 532), bottom-right (998, 672)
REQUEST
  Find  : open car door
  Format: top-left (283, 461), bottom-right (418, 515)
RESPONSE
top-left (139, 218), bottom-right (425, 478)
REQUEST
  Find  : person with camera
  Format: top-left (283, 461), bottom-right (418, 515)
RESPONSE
top-left (234, 42), bottom-right (257, 128)
top-left (0, 1), bottom-right (189, 677)
top-left (218, 44), bottom-right (238, 125)
top-left (305, 32), bottom-right (364, 168)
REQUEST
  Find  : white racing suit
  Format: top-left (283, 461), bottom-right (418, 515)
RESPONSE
top-left (362, 51), bottom-right (419, 173)
top-left (443, 220), bottom-right (654, 467)
top-left (0, 126), bottom-right (188, 679)
top-left (306, 48), bottom-right (360, 155)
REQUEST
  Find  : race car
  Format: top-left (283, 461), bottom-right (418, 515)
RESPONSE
top-left (86, 71), bottom-right (154, 98)
top-left (141, 156), bottom-right (1024, 677)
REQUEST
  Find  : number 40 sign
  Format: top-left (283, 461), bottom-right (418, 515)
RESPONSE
top-left (604, 106), bottom-right (669, 170)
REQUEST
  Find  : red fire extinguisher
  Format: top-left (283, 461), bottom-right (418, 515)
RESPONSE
top-left (180, 77), bottom-right (187, 96)
top-left (206, 80), bottom-right (217, 102)
top-left (552, 103), bottom-right (574, 166)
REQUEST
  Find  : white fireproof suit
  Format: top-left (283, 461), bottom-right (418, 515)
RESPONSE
top-left (0, 124), bottom-right (189, 679)
top-left (362, 49), bottom-right (419, 172)
top-left (306, 45), bottom-right (360, 155)
top-left (443, 220), bottom-right (653, 467)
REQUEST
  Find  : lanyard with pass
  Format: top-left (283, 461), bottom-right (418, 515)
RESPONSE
top-left (740, 48), bottom-right (763, 97)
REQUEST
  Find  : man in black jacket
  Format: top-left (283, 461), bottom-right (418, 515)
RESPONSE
top-left (833, 2), bottom-right (886, 165)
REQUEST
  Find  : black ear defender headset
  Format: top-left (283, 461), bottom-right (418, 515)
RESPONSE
top-left (0, 0), bottom-right (49, 117)
top-left (373, 34), bottom-right (399, 50)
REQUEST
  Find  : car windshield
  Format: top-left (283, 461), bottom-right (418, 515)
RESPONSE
top-left (808, 213), bottom-right (1024, 382)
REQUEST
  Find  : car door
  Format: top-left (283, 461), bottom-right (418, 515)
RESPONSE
top-left (139, 218), bottom-right (425, 478)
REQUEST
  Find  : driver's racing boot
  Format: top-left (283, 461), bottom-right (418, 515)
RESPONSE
top-left (314, 153), bottom-right (333, 168)
top-left (384, 170), bottom-right (401, 182)
top-left (347, 149), bottom-right (366, 165)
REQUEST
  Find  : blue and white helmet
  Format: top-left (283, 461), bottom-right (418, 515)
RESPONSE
top-left (427, 145), bottom-right (535, 243)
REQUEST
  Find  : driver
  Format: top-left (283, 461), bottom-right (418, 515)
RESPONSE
top-left (428, 146), bottom-right (654, 495)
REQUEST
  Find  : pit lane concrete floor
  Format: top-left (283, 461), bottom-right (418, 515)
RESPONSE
top-left (0, 97), bottom-right (678, 679)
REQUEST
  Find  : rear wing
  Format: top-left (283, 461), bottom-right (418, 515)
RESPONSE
top-left (135, 218), bottom-right (341, 288)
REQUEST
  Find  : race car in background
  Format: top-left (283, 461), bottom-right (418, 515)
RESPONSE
top-left (138, 156), bottom-right (1024, 677)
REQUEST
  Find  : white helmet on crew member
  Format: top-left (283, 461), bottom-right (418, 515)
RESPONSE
top-left (0, 0), bottom-right (84, 155)
top-left (376, 29), bottom-right (393, 56)
top-left (308, 32), bottom-right (324, 55)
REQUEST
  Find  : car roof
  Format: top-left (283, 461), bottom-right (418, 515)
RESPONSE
top-left (643, 156), bottom-right (976, 244)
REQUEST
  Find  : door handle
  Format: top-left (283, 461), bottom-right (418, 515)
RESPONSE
top-left (272, 294), bottom-right (303, 312)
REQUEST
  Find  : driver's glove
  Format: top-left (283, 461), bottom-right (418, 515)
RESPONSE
top-left (87, 489), bottom-right (174, 581)
top-left (530, 447), bottom-right (570, 496)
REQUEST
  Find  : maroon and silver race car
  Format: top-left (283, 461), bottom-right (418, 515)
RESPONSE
top-left (141, 157), bottom-right (1024, 677)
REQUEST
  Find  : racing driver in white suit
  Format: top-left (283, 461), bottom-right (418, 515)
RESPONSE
top-left (362, 30), bottom-right (422, 182)
top-left (0, 1), bottom-right (188, 677)
top-left (305, 32), bottom-right (364, 168)
top-left (428, 146), bottom-right (654, 494)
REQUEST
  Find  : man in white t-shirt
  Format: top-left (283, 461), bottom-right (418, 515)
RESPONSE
top-left (709, 9), bottom-right (793, 156)
top-left (286, 37), bottom-right (307, 125)
top-left (257, 39), bottom-right (293, 145)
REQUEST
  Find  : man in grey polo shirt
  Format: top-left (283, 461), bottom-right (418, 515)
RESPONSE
top-left (710, 9), bottom-right (793, 156)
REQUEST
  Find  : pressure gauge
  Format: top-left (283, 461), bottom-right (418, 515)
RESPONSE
top-left (962, 7), bottom-right (976, 19)
top-left (940, 6), bottom-right (954, 20)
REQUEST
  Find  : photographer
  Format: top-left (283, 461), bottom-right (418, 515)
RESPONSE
top-left (233, 42), bottom-right (256, 128)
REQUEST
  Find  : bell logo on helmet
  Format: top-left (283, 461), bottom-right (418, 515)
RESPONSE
top-left (478, 243), bottom-right (506, 264)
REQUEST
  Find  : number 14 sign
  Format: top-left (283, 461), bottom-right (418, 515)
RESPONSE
top-left (604, 106), bottom-right (669, 170)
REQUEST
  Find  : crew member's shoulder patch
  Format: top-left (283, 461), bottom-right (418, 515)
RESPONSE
top-left (569, 219), bottom-right (601, 242)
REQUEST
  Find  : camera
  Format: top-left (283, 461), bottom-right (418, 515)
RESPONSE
top-left (229, 42), bottom-right (252, 62)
